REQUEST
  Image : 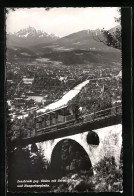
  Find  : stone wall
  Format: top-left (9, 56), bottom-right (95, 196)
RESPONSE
top-left (34, 124), bottom-right (122, 167)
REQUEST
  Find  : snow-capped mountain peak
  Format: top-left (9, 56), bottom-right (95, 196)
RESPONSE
top-left (7, 26), bottom-right (60, 48)
top-left (14, 26), bottom-right (54, 38)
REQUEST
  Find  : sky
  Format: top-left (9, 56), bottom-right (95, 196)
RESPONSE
top-left (6, 7), bottom-right (120, 37)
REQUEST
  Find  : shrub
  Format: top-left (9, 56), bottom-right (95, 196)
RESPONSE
top-left (51, 156), bottom-right (123, 192)
top-left (91, 156), bottom-right (123, 192)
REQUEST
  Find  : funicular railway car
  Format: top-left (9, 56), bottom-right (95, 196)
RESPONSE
top-left (34, 105), bottom-right (77, 135)
top-left (23, 103), bottom-right (122, 139)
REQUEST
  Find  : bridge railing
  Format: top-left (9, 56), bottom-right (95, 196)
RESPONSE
top-left (82, 105), bottom-right (122, 123)
top-left (21, 105), bottom-right (122, 140)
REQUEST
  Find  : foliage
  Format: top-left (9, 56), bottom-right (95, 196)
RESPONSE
top-left (94, 8), bottom-right (121, 50)
top-left (102, 8), bottom-right (121, 49)
top-left (51, 156), bottom-right (123, 192)
top-left (50, 139), bottom-right (92, 179)
top-left (29, 146), bottom-right (48, 178)
top-left (7, 108), bottom-right (48, 190)
top-left (101, 27), bottom-right (121, 49)
top-left (91, 156), bottom-right (123, 192)
top-left (8, 145), bottom-right (49, 190)
top-left (51, 172), bottom-right (94, 192)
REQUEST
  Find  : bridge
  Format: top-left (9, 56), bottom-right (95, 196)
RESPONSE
top-left (12, 105), bottom-right (122, 171)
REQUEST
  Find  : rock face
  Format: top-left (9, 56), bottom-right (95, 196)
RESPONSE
top-left (6, 26), bottom-right (60, 48)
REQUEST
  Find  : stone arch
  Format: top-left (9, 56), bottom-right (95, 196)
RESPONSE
top-left (50, 139), bottom-right (93, 178)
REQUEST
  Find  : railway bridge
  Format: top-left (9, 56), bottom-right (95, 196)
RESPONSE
top-left (13, 105), bottom-right (122, 172)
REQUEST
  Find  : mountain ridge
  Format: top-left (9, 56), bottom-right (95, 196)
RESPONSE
top-left (7, 26), bottom-right (60, 48)
top-left (6, 25), bottom-right (121, 65)
top-left (28, 27), bottom-right (120, 53)
top-left (7, 25), bottom-right (120, 50)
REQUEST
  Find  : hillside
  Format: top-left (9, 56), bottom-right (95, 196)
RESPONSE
top-left (30, 28), bottom-right (119, 53)
top-left (6, 26), bottom-right (121, 66)
top-left (40, 49), bottom-right (121, 66)
top-left (6, 47), bottom-right (37, 62)
top-left (6, 46), bottom-right (121, 66)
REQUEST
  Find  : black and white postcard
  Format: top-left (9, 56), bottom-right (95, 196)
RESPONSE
top-left (6, 7), bottom-right (123, 193)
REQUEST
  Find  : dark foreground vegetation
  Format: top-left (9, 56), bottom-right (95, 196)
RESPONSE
top-left (52, 156), bottom-right (123, 192)
top-left (7, 142), bottom-right (123, 192)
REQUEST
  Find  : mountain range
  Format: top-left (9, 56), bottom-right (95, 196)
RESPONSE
top-left (6, 25), bottom-right (121, 66)
top-left (7, 25), bottom-right (120, 50)
top-left (6, 26), bottom-right (60, 48)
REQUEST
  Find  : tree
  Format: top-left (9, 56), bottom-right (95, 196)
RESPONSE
top-left (93, 8), bottom-right (121, 50)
